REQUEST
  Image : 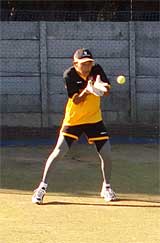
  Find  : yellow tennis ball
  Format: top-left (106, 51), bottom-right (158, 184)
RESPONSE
top-left (117, 75), bottom-right (126, 84)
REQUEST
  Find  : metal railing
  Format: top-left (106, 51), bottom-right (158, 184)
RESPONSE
top-left (1, 9), bottom-right (159, 21)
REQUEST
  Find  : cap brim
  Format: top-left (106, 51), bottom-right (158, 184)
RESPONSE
top-left (74, 57), bottom-right (94, 63)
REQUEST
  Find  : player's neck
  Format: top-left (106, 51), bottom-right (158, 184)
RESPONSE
top-left (77, 70), bottom-right (88, 81)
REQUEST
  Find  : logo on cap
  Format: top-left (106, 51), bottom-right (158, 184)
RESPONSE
top-left (83, 51), bottom-right (88, 55)
top-left (73, 48), bottom-right (94, 62)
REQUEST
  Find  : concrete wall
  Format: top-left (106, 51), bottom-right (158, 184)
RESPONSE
top-left (0, 22), bottom-right (159, 127)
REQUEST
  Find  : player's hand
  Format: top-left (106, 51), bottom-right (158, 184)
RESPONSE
top-left (85, 80), bottom-right (104, 96)
top-left (93, 75), bottom-right (109, 92)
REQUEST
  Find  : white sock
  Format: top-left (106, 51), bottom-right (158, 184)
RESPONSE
top-left (39, 181), bottom-right (48, 189)
top-left (103, 183), bottom-right (111, 188)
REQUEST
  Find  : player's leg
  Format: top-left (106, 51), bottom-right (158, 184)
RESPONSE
top-left (95, 139), bottom-right (112, 184)
top-left (94, 140), bottom-right (116, 202)
top-left (32, 134), bottom-right (74, 204)
top-left (42, 133), bottom-right (73, 183)
top-left (85, 121), bottom-right (116, 202)
top-left (41, 124), bottom-right (81, 184)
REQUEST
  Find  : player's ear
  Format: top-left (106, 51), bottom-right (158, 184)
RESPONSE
top-left (73, 61), bottom-right (78, 67)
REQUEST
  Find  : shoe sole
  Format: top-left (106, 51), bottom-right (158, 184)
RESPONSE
top-left (104, 197), bottom-right (117, 202)
top-left (32, 195), bottom-right (44, 205)
top-left (101, 192), bottom-right (117, 202)
top-left (33, 198), bottom-right (43, 204)
top-left (32, 198), bottom-right (43, 204)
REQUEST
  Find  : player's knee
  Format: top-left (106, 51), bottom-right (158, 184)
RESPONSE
top-left (53, 142), bottom-right (69, 160)
top-left (95, 139), bottom-right (109, 152)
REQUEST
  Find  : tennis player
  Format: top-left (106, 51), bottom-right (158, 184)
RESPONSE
top-left (32, 48), bottom-right (116, 204)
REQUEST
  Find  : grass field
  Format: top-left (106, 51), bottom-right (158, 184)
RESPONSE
top-left (0, 143), bottom-right (159, 243)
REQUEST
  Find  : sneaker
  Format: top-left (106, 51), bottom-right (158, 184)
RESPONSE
top-left (100, 184), bottom-right (116, 202)
top-left (32, 182), bottom-right (47, 204)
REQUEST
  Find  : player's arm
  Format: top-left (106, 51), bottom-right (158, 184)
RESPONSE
top-left (72, 90), bottom-right (89, 104)
top-left (64, 71), bottom-right (89, 104)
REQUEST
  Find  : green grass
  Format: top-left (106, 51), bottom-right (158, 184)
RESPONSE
top-left (0, 143), bottom-right (159, 243)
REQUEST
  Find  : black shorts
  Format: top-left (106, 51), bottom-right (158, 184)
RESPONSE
top-left (61, 121), bottom-right (109, 144)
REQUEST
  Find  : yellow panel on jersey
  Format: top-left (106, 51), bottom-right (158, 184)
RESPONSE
top-left (62, 93), bottom-right (102, 126)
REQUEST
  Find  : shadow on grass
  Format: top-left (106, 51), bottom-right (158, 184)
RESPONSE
top-left (42, 198), bottom-right (160, 208)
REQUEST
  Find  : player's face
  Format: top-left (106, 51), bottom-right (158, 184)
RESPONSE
top-left (75, 61), bottom-right (93, 77)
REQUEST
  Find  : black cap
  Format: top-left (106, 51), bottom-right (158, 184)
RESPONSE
top-left (73, 48), bottom-right (94, 63)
